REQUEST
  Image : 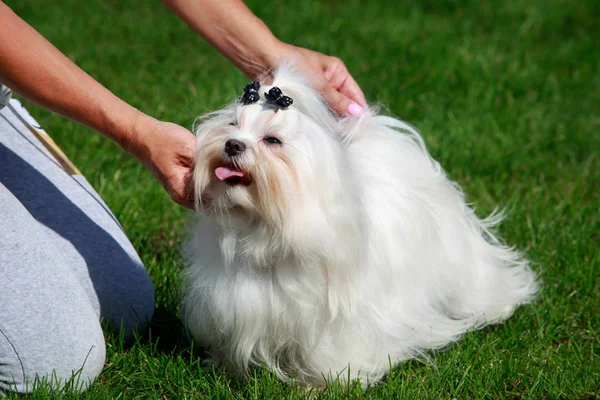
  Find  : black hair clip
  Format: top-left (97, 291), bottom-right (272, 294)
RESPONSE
top-left (240, 81), bottom-right (260, 105)
top-left (265, 87), bottom-right (293, 110)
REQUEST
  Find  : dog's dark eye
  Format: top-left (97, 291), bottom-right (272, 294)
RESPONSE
top-left (264, 136), bottom-right (282, 145)
top-left (229, 122), bottom-right (236, 126)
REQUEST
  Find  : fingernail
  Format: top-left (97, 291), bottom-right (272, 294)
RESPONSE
top-left (347, 103), bottom-right (363, 117)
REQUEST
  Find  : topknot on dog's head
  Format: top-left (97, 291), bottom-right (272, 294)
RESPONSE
top-left (260, 64), bottom-right (338, 135)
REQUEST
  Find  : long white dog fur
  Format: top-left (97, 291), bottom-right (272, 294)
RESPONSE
top-left (182, 66), bottom-right (538, 386)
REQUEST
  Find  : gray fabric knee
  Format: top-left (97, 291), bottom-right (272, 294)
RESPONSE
top-left (0, 184), bottom-right (107, 396)
top-left (0, 320), bottom-right (105, 396)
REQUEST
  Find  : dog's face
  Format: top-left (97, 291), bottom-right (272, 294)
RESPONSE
top-left (193, 80), bottom-right (342, 226)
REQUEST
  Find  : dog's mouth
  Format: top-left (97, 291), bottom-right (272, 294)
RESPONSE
top-left (215, 164), bottom-right (253, 186)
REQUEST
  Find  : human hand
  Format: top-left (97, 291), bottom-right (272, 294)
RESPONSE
top-left (269, 44), bottom-right (367, 117)
top-left (126, 117), bottom-right (196, 210)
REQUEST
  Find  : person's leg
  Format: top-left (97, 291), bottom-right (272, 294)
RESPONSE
top-left (0, 183), bottom-right (106, 395)
top-left (0, 96), bottom-right (155, 395)
top-left (0, 98), bottom-right (155, 338)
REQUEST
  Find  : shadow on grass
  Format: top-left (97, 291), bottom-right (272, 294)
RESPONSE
top-left (101, 302), bottom-right (208, 362)
top-left (143, 306), bottom-right (211, 361)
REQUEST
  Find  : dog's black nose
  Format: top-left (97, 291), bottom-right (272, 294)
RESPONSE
top-left (224, 139), bottom-right (246, 156)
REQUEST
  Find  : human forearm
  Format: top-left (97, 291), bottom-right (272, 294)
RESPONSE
top-left (160, 0), bottom-right (283, 79)
top-left (160, 0), bottom-right (366, 116)
top-left (0, 2), bottom-right (152, 152)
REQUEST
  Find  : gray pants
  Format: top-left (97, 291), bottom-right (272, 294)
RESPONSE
top-left (0, 93), bottom-right (155, 395)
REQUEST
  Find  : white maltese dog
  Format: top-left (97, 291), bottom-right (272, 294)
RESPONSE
top-left (182, 66), bottom-right (538, 387)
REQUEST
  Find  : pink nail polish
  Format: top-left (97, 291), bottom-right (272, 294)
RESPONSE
top-left (348, 103), bottom-right (363, 117)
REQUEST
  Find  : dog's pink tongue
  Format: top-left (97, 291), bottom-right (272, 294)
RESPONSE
top-left (215, 166), bottom-right (244, 181)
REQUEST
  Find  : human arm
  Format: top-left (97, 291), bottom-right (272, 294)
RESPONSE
top-left (0, 1), bottom-right (195, 209)
top-left (160, 0), bottom-right (367, 116)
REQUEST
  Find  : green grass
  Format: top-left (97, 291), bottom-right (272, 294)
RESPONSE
top-left (6, 0), bottom-right (599, 398)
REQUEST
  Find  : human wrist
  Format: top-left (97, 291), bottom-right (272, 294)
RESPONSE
top-left (258, 37), bottom-right (290, 73)
top-left (252, 42), bottom-right (311, 80)
top-left (253, 35), bottom-right (282, 73)
top-left (110, 106), bottom-right (157, 161)
top-left (227, 27), bottom-right (285, 79)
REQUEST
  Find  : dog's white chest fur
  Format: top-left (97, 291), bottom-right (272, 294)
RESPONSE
top-left (182, 67), bottom-right (538, 386)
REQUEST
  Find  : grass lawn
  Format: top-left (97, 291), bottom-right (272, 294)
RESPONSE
top-left (5, 0), bottom-right (599, 398)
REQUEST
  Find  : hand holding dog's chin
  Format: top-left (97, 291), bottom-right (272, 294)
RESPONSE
top-left (125, 116), bottom-right (196, 210)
